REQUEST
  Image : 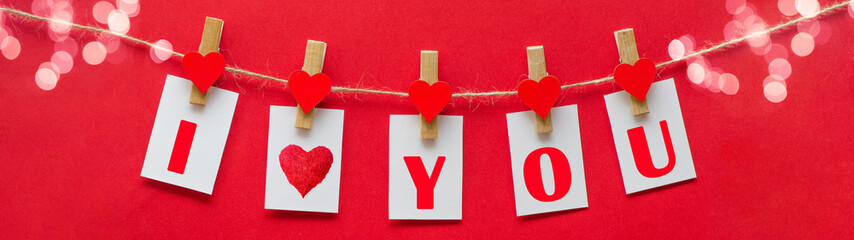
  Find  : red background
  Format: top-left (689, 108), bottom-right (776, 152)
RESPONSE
top-left (2, 0), bottom-right (854, 238)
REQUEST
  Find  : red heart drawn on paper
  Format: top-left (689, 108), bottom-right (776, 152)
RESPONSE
top-left (288, 70), bottom-right (331, 114)
top-left (613, 58), bottom-right (656, 102)
top-left (517, 76), bottom-right (560, 120)
top-left (279, 145), bottom-right (334, 198)
top-left (181, 51), bottom-right (225, 94)
top-left (408, 81), bottom-right (452, 123)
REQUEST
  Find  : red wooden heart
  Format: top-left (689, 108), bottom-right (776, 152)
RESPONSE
top-left (279, 145), bottom-right (334, 198)
top-left (613, 58), bottom-right (656, 102)
top-left (517, 76), bottom-right (560, 120)
top-left (408, 81), bottom-right (452, 123)
top-left (181, 52), bottom-right (225, 94)
top-left (288, 70), bottom-right (331, 114)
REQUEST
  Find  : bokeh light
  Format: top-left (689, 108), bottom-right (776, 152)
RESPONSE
top-left (723, 20), bottom-right (744, 41)
top-left (763, 75), bottom-right (786, 88)
top-left (35, 68), bottom-right (58, 91)
top-left (779, 0), bottom-right (799, 16)
top-left (93, 1), bottom-right (115, 24)
top-left (668, 39), bottom-right (685, 60)
top-left (791, 32), bottom-right (815, 57)
top-left (54, 38), bottom-right (78, 57)
top-left (83, 41), bottom-right (107, 65)
top-left (704, 70), bottom-right (722, 93)
top-left (687, 63), bottom-right (706, 85)
top-left (764, 43), bottom-right (788, 63)
top-left (796, 0), bottom-right (820, 18)
top-left (726, 0), bottom-right (746, 15)
top-left (117, 0), bottom-right (140, 17)
top-left (1, 36), bottom-right (21, 60)
top-left (149, 39), bottom-right (174, 63)
top-left (98, 34), bottom-right (122, 53)
top-left (51, 51), bottom-right (74, 74)
top-left (719, 73), bottom-right (739, 95)
top-left (764, 81), bottom-right (787, 103)
top-left (38, 62), bottom-right (61, 77)
top-left (107, 10), bottom-right (130, 34)
top-left (768, 58), bottom-right (792, 79)
top-left (797, 19), bottom-right (821, 37)
top-left (678, 35), bottom-right (695, 53)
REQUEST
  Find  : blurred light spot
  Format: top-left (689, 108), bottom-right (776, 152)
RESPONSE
top-left (687, 63), bottom-right (706, 85)
top-left (746, 23), bottom-right (770, 48)
top-left (719, 73), bottom-right (739, 95)
top-left (38, 62), bottom-right (61, 76)
top-left (779, 0), bottom-right (798, 16)
top-left (764, 43), bottom-right (789, 63)
top-left (734, 4), bottom-right (757, 22)
top-left (764, 81), bottom-right (787, 103)
top-left (763, 75), bottom-right (786, 87)
top-left (1, 36), bottom-right (21, 60)
top-left (668, 39), bottom-right (685, 60)
top-left (106, 43), bottom-right (128, 64)
top-left (705, 70), bottom-right (722, 93)
top-left (796, 0), bottom-right (819, 18)
top-left (751, 41), bottom-right (771, 56)
top-left (93, 1), bottom-right (115, 24)
top-left (117, 0), bottom-right (140, 17)
top-left (791, 32), bottom-right (815, 57)
top-left (768, 58), bottom-right (792, 79)
top-left (35, 68), bottom-right (58, 91)
top-left (726, 0), bottom-right (747, 15)
top-left (107, 10), bottom-right (130, 34)
top-left (678, 35), bottom-right (695, 53)
top-left (797, 19), bottom-right (821, 37)
top-left (150, 39), bottom-right (173, 63)
top-left (0, 28), bottom-right (8, 44)
top-left (849, 2), bottom-right (854, 19)
top-left (31, 0), bottom-right (51, 17)
top-left (54, 38), bottom-right (78, 57)
top-left (83, 41), bottom-right (107, 65)
top-left (723, 20), bottom-right (744, 41)
top-left (98, 34), bottom-right (121, 53)
top-left (51, 51), bottom-right (74, 74)
top-left (814, 21), bottom-right (832, 45)
top-left (49, 9), bottom-right (73, 37)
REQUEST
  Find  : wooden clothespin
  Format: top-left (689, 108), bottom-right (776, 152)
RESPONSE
top-left (419, 50), bottom-right (439, 139)
top-left (294, 40), bottom-right (327, 129)
top-left (189, 17), bottom-right (224, 105)
top-left (614, 29), bottom-right (649, 115)
top-left (526, 46), bottom-right (553, 134)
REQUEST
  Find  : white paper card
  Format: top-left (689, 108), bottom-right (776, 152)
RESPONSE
top-left (604, 78), bottom-right (696, 194)
top-left (388, 115), bottom-right (463, 220)
top-left (141, 75), bottom-right (239, 194)
top-left (266, 106), bottom-right (344, 213)
top-left (506, 105), bottom-right (588, 216)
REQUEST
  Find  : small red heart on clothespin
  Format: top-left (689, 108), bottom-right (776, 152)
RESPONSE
top-left (279, 145), bottom-right (333, 198)
top-left (408, 80), bottom-right (452, 123)
top-left (613, 58), bottom-right (656, 102)
top-left (517, 76), bottom-right (560, 120)
top-left (288, 70), bottom-right (332, 114)
top-left (181, 51), bottom-right (225, 94)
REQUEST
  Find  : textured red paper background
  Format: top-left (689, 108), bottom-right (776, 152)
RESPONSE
top-left (2, 0), bottom-right (854, 238)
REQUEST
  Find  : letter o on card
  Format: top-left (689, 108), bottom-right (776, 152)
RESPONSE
top-left (523, 147), bottom-right (571, 202)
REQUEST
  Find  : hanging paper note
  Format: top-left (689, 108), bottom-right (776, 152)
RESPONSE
top-left (604, 78), bottom-right (696, 194)
top-left (388, 115), bottom-right (463, 220)
top-left (506, 105), bottom-right (588, 216)
top-left (266, 106), bottom-right (344, 213)
top-left (140, 75), bottom-right (239, 194)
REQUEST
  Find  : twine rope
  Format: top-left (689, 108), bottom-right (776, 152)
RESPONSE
top-left (1, 1), bottom-right (850, 98)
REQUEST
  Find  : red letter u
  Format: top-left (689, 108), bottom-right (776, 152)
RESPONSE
top-left (627, 120), bottom-right (676, 178)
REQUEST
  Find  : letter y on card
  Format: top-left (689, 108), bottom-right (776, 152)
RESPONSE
top-left (266, 106), bottom-right (344, 213)
top-left (389, 115), bottom-right (463, 220)
top-left (141, 75), bottom-right (239, 194)
top-left (506, 105), bottom-right (588, 216)
top-left (604, 78), bottom-right (696, 194)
